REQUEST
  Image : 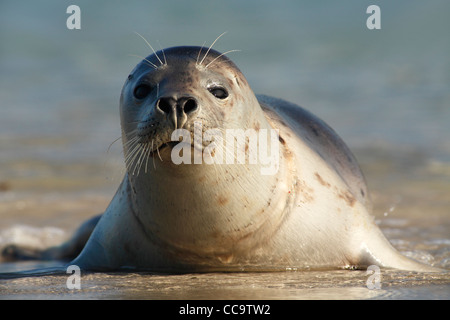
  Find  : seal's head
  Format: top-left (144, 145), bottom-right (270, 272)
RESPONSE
top-left (120, 46), bottom-right (266, 169)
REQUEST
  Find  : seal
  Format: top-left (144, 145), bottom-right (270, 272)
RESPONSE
top-left (2, 46), bottom-right (439, 273)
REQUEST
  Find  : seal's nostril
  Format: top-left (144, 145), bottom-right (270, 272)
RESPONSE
top-left (183, 98), bottom-right (197, 114)
top-left (157, 96), bottom-right (197, 117)
top-left (158, 97), bottom-right (173, 114)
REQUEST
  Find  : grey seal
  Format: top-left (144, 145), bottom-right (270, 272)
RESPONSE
top-left (2, 46), bottom-right (439, 273)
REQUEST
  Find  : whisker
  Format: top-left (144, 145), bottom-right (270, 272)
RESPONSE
top-left (199, 31), bottom-right (227, 66)
top-left (151, 140), bottom-right (157, 170)
top-left (123, 138), bottom-right (136, 157)
top-left (123, 141), bottom-right (138, 157)
top-left (123, 135), bottom-right (139, 150)
top-left (157, 40), bottom-right (167, 66)
top-left (130, 147), bottom-right (140, 175)
top-left (132, 146), bottom-right (146, 176)
top-left (136, 144), bottom-right (148, 175)
top-left (107, 136), bottom-right (122, 154)
top-left (156, 144), bottom-right (163, 162)
top-left (125, 150), bottom-right (138, 172)
top-left (196, 41), bottom-right (206, 65)
top-left (205, 50), bottom-right (241, 69)
top-left (128, 54), bottom-right (158, 70)
top-left (125, 141), bottom-right (142, 169)
top-left (134, 32), bottom-right (164, 66)
top-left (144, 143), bottom-right (152, 173)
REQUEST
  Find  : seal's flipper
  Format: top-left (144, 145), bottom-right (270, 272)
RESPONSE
top-left (0, 265), bottom-right (69, 279)
top-left (2, 214), bottom-right (102, 262)
top-left (354, 223), bottom-right (443, 273)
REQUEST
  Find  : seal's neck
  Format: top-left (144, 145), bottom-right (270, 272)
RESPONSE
top-left (127, 128), bottom-right (290, 258)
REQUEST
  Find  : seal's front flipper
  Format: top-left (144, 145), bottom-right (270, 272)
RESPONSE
top-left (0, 265), bottom-right (69, 279)
top-left (2, 244), bottom-right (49, 261)
top-left (2, 214), bottom-right (102, 262)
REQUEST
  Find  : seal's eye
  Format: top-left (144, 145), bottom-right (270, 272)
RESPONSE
top-left (134, 84), bottom-right (152, 99)
top-left (209, 87), bottom-right (228, 99)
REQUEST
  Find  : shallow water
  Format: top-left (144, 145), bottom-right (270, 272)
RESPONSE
top-left (1, 1), bottom-right (449, 299)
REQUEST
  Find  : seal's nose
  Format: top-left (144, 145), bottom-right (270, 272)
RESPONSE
top-left (157, 96), bottom-right (198, 129)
